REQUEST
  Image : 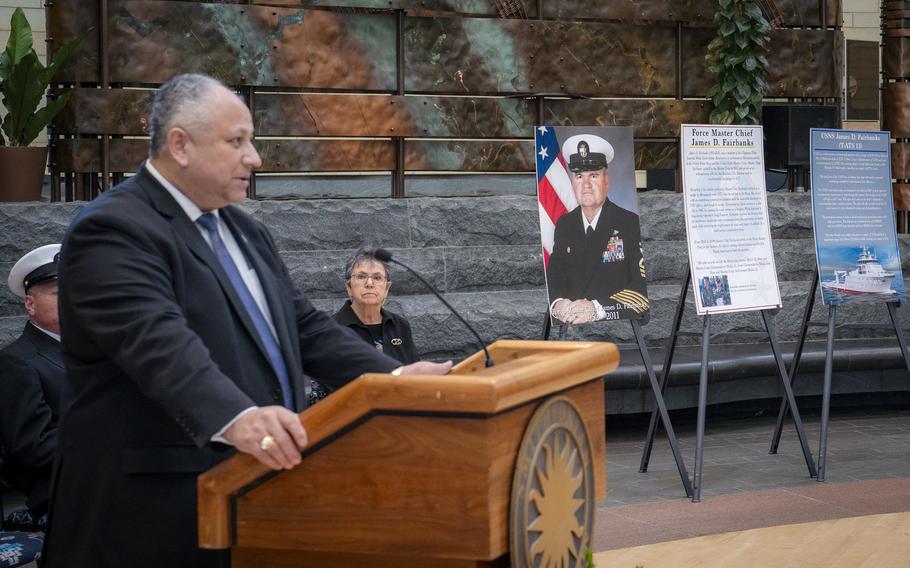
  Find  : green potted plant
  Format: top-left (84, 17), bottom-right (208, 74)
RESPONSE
top-left (705, 0), bottom-right (770, 125)
top-left (0, 7), bottom-right (80, 201)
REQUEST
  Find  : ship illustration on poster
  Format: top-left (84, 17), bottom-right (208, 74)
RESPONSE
top-left (819, 245), bottom-right (905, 304)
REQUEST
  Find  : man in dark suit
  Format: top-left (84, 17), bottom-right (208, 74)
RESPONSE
top-left (43, 74), bottom-right (451, 567)
top-left (547, 134), bottom-right (649, 324)
top-left (0, 244), bottom-right (67, 520)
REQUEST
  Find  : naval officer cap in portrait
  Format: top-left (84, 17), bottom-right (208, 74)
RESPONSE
top-left (546, 133), bottom-right (649, 325)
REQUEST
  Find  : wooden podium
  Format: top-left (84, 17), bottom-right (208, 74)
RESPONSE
top-left (198, 340), bottom-right (617, 567)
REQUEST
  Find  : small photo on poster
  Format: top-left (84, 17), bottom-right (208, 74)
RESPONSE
top-left (817, 245), bottom-right (905, 304)
top-left (697, 274), bottom-right (732, 308)
top-left (535, 125), bottom-right (649, 325)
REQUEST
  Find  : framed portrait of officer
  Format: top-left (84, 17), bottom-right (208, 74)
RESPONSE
top-left (535, 125), bottom-right (649, 325)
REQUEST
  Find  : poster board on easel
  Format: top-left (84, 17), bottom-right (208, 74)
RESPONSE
top-left (681, 124), bottom-right (782, 314)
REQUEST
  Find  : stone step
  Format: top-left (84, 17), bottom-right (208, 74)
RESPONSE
top-left (0, 192), bottom-right (828, 261)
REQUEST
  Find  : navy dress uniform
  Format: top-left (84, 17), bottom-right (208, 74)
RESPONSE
top-left (0, 244), bottom-right (68, 519)
top-left (546, 134), bottom-right (649, 322)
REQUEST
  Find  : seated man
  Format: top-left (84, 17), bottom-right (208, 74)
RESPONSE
top-left (0, 245), bottom-right (67, 520)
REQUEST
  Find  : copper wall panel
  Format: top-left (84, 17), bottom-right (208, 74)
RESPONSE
top-left (404, 139), bottom-right (677, 171)
top-left (256, 140), bottom-right (395, 171)
top-left (884, 38), bottom-right (910, 78)
top-left (892, 143), bottom-right (910, 179)
top-left (54, 89), bottom-right (153, 136)
top-left (542, 0), bottom-right (712, 24)
top-left (53, 139), bottom-right (147, 173)
top-left (884, 82), bottom-right (910, 138)
top-left (47, 0), bottom-right (101, 83)
top-left (254, 94), bottom-right (534, 137)
top-left (544, 99), bottom-right (710, 137)
top-left (682, 28), bottom-right (842, 98)
top-left (106, 1), bottom-right (396, 89)
top-left (52, 138), bottom-right (395, 173)
top-left (538, 0), bottom-right (832, 26)
top-left (894, 184), bottom-right (910, 211)
top-left (59, 89), bottom-right (709, 139)
top-left (635, 141), bottom-right (677, 169)
top-left (258, 0), bottom-right (513, 16)
top-left (404, 17), bottom-right (678, 96)
top-left (406, 140), bottom-right (534, 171)
top-left (765, 29), bottom-right (843, 97)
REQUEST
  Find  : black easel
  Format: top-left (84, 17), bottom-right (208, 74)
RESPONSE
top-left (639, 263), bottom-right (817, 502)
top-left (542, 308), bottom-right (693, 497)
top-left (769, 269), bottom-right (910, 481)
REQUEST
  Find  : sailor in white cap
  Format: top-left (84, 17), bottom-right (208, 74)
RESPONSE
top-left (0, 244), bottom-right (67, 521)
top-left (546, 133), bottom-right (650, 324)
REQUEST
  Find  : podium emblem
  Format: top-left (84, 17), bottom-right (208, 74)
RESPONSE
top-left (509, 396), bottom-right (595, 568)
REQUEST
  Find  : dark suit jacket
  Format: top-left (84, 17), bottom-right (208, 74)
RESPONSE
top-left (0, 322), bottom-right (66, 516)
top-left (546, 200), bottom-right (649, 320)
top-left (44, 166), bottom-right (400, 568)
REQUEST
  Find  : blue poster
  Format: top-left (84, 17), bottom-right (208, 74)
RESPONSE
top-left (810, 129), bottom-right (905, 305)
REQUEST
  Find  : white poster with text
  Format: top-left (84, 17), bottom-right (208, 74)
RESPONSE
top-left (681, 124), bottom-right (782, 315)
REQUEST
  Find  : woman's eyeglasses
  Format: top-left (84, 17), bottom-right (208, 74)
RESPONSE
top-left (351, 273), bottom-right (387, 284)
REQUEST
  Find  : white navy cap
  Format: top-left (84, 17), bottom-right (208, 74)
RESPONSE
top-left (8, 244), bottom-right (61, 298)
top-left (561, 134), bottom-right (615, 172)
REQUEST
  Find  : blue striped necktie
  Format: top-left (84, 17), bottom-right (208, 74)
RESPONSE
top-left (196, 213), bottom-right (294, 410)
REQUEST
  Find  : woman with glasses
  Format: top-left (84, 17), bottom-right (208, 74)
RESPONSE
top-left (332, 248), bottom-right (419, 364)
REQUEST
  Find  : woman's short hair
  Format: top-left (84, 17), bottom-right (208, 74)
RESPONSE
top-left (343, 248), bottom-right (391, 282)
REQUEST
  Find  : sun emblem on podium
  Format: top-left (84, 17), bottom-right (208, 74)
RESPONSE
top-left (510, 397), bottom-right (594, 568)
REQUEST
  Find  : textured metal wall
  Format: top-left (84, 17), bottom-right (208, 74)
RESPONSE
top-left (46, 0), bottom-right (844, 199)
top-left (884, 2), bottom-right (910, 212)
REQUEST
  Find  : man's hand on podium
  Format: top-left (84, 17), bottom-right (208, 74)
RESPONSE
top-left (224, 406), bottom-right (309, 470)
top-left (397, 360), bottom-right (454, 375)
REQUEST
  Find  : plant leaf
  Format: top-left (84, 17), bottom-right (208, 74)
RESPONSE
top-left (4, 8), bottom-right (34, 68)
top-left (1, 50), bottom-right (45, 145)
top-left (20, 91), bottom-right (71, 146)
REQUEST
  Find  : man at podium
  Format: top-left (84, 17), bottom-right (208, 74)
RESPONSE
top-left (43, 74), bottom-right (450, 568)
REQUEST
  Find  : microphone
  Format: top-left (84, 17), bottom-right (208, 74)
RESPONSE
top-left (374, 248), bottom-right (494, 368)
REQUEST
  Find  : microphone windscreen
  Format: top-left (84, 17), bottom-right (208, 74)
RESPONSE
top-left (374, 248), bottom-right (393, 262)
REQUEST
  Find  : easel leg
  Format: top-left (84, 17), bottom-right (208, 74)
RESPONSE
top-left (770, 270), bottom-right (818, 453)
top-left (818, 305), bottom-right (837, 482)
top-left (692, 314), bottom-right (711, 503)
top-left (640, 268), bottom-right (691, 472)
top-left (762, 310), bottom-right (817, 478)
top-left (886, 302), bottom-right (910, 373)
top-left (631, 319), bottom-right (693, 497)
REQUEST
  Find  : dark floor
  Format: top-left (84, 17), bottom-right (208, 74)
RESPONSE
top-left (594, 404), bottom-right (910, 550)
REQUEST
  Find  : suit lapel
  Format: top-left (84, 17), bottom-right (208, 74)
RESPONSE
top-left (136, 169), bottom-right (273, 371)
top-left (24, 322), bottom-right (63, 369)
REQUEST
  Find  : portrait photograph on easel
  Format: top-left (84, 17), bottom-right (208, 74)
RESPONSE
top-left (535, 125), bottom-right (649, 326)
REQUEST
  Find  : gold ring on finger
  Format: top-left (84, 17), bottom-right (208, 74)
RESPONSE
top-left (259, 435), bottom-right (275, 451)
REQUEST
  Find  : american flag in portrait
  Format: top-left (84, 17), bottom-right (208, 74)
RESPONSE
top-left (535, 126), bottom-right (578, 268)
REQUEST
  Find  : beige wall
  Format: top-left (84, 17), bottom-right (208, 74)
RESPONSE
top-left (0, 2), bottom-right (46, 57)
top-left (843, 0), bottom-right (881, 42)
top-left (842, 0), bottom-right (881, 128)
